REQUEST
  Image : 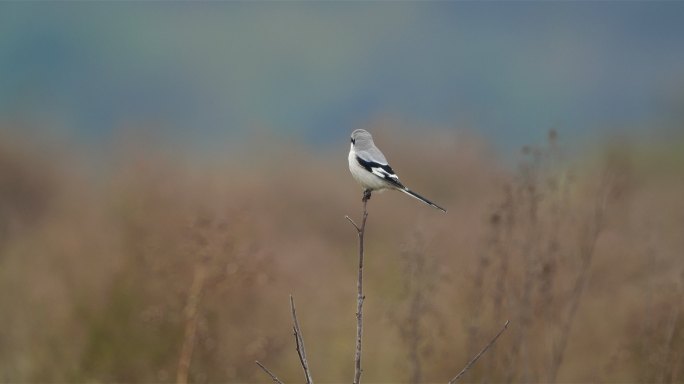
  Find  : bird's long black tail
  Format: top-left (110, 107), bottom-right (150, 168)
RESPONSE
top-left (399, 188), bottom-right (447, 213)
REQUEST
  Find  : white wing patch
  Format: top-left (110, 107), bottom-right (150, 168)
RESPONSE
top-left (371, 167), bottom-right (399, 181)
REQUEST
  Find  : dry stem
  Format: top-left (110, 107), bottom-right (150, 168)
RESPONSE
top-left (548, 175), bottom-right (611, 382)
top-left (176, 264), bottom-right (207, 384)
top-left (254, 295), bottom-right (313, 384)
top-left (448, 320), bottom-right (510, 384)
top-left (346, 189), bottom-right (370, 384)
top-left (255, 361), bottom-right (285, 384)
top-left (290, 295), bottom-right (314, 384)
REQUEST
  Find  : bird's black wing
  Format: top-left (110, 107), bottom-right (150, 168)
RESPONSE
top-left (355, 156), bottom-right (405, 189)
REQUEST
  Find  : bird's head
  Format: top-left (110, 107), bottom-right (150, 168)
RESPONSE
top-left (350, 129), bottom-right (374, 148)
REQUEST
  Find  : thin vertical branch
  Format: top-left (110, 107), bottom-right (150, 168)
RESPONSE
top-left (176, 264), bottom-right (207, 384)
top-left (290, 295), bottom-right (314, 384)
top-left (548, 175), bottom-right (612, 382)
top-left (255, 361), bottom-right (285, 384)
top-left (659, 305), bottom-right (681, 384)
top-left (258, 189), bottom-right (371, 384)
top-left (346, 189), bottom-right (370, 384)
top-left (448, 320), bottom-right (511, 384)
top-left (505, 156), bottom-right (541, 384)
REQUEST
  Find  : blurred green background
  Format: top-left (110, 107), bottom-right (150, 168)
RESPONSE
top-left (1, 3), bottom-right (683, 383)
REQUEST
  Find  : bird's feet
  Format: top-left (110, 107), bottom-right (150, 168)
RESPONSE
top-left (362, 189), bottom-right (372, 202)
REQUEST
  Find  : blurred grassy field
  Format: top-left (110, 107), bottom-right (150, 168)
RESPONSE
top-left (0, 126), bottom-right (683, 383)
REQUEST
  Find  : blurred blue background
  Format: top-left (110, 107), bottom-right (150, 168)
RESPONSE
top-left (1, 2), bottom-right (683, 152)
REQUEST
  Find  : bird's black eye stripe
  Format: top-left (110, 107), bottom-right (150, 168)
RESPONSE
top-left (351, 138), bottom-right (355, 144)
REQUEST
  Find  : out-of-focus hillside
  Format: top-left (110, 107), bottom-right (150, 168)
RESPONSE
top-left (0, 127), bottom-right (682, 383)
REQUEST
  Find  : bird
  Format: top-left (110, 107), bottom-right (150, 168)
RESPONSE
top-left (348, 129), bottom-right (447, 213)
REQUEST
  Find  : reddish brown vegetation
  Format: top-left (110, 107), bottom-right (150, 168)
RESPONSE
top-left (0, 127), bottom-right (682, 382)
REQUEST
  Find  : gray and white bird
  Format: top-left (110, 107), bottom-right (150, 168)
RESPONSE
top-left (348, 129), bottom-right (447, 213)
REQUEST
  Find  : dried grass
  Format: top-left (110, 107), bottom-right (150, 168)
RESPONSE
top-left (0, 127), bottom-right (682, 382)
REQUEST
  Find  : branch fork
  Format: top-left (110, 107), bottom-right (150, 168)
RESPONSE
top-left (255, 295), bottom-right (314, 384)
top-left (346, 189), bottom-right (370, 384)
top-left (256, 187), bottom-right (506, 384)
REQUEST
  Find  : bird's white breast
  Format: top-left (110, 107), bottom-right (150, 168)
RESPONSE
top-left (348, 145), bottom-right (391, 191)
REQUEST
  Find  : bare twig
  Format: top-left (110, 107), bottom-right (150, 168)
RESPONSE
top-left (257, 189), bottom-right (371, 384)
top-left (658, 271), bottom-right (683, 384)
top-left (290, 295), bottom-right (314, 384)
top-left (255, 361), bottom-right (285, 384)
top-left (348, 189), bottom-right (370, 384)
top-left (448, 320), bottom-right (510, 384)
top-left (254, 296), bottom-right (312, 384)
top-left (659, 305), bottom-right (681, 384)
top-left (176, 264), bottom-right (207, 384)
top-left (345, 215), bottom-right (361, 232)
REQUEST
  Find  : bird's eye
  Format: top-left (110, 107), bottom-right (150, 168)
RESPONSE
top-left (351, 138), bottom-right (355, 144)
